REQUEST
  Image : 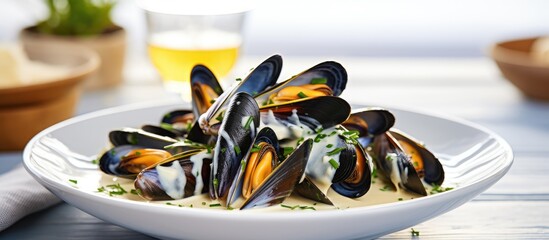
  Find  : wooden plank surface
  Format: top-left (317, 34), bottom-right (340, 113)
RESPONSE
top-left (1, 57), bottom-right (548, 239)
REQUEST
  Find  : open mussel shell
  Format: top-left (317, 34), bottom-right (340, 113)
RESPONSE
top-left (158, 109), bottom-right (195, 137)
top-left (259, 96), bottom-right (351, 132)
top-left (226, 127), bottom-right (281, 207)
top-left (296, 136), bottom-right (372, 202)
top-left (240, 139), bottom-right (312, 209)
top-left (190, 65), bottom-right (224, 117)
top-left (109, 128), bottom-right (187, 154)
top-left (134, 149), bottom-right (212, 201)
top-left (331, 143), bottom-right (372, 198)
top-left (210, 92), bottom-right (260, 200)
top-left (343, 108), bottom-right (395, 146)
top-left (370, 132), bottom-right (427, 196)
top-left (255, 61), bottom-right (347, 105)
top-left (390, 129), bottom-right (444, 185)
top-left (99, 145), bottom-right (172, 179)
top-left (198, 55), bottom-right (282, 135)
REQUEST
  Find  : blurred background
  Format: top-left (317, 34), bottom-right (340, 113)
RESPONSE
top-left (1, 0), bottom-right (548, 59)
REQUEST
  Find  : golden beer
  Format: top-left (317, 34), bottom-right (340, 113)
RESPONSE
top-left (148, 30), bottom-right (241, 91)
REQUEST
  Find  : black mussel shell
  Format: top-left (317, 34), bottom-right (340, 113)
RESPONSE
top-left (294, 177), bottom-right (333, 205)
top-left (371, 132), bottom-right (427, 196)
top-left (331, 143), bottom-right (372, 198)
top-left (161, 110), bottom-right (194, 126)
top-left (254, 61), bottom-right (347, 105)
top-left (190, 65), bottom-right (224, 117)
top-left (259, 96), bottom-right (351, 131)
top-left (99, 145), bottom-right (171, 179)
top-left (198, 55), bottom-right (282, 135)
top-left (344, 108), bottom-right (395, 146)
top-left (241, 139), bottom-right (312, 209)
top-left (211, 92), bottom-right (260, 200)
top-left (134, 150), bottom-right (212, 201)
top-left (390, 129), bottom-right (444, 185)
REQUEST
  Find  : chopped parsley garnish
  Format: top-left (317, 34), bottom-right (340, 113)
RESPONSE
top-left (166, 202), bottom-right (174, 205)
top-left (283, 147), bottom-right (294, 157)
top-left (213, 178), bottom-right (219, 188)
top-left (69, 179), bottom-right (77, 184)
top-left (241, 160), bottom-right (246, 170)
top-left (97, 183), bottom-right (128, 196)
top-left (429, 184), bottom-right (454, 194)
top-left (91, 159), bottom-right (98, 165)
top-left (398, 198), bottom-right (403, 201)
top-left (372, 168), bottom-right (378, 178)
top-left (163, 113), bottom-right (171, 119)
top-left (314, 133), bottom-right (327, 143)
top-left (297, 91), bottom-right (308, 98)
top-left (280, 204), bottom-right (316, 211)
top-left (310, 77), bottom-right (327, 84)
top-left (186, 122), bottom-right (193, 133)
top-left (380, 185), bottom-right (390, 191)
top-left (327, 147), bottom-right (345, 156)
top-left (209, 203), bottom-right (222, 207)
top-left (236, 77), bottom-right (242, 81)
top-left (251, 144), bottom-right (261, 152)
top-left (411, 228), bottom-right (420, 236)
top-left (128, 133), bottom-right (138, 145)
top-left (221, 148), bottom-right (227, 153)
top-left (326, 144), bottom-right (333, 148)
top-left (234, 146), bottom-right (241, 155)
top-left (202, 202), bottom-right (207, 205)
top-left (243, 116), bottom-right (253, 130)
top-left (328, 158), bottom-right (339, 169)
top-left (160, 123), bottom-right (174, 131)
top-left (135, 151), bottom-right (141, 156)
top-left (210, 99), bottom-right (216, 104)
top-left (131, 189), bottom-right (141, 195)
top-left (296, 137), bottom-right (305, 146)
top-left (215, 111), bottom-right (225, 122)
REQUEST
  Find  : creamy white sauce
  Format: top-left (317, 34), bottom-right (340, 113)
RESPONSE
top-left (258, 109), bottom-right (343, 186)
top-left (386, 153), bottom-right (402, 191)
top-left (190, 152), bottom-right (213, 196)
top-left (156, 162), bottom-right (187, 199)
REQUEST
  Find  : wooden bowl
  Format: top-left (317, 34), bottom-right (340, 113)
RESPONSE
top-left (490, 37), bottom-right (549, 101)
top-left (0, 44), bottom-right (99, 151)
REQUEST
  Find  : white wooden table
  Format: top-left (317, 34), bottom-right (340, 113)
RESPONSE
top-left (1, 56), bottom-right (548, 239)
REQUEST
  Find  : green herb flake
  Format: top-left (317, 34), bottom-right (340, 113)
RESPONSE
top-left (281, 204), bottom-right (316, 211)
top-left (128, 133), bottom-right (138, 145)
top-left (91, 159), bottom-right (98, 165)
top-left (326, 144), bottom-right (334, 148)
top-left (380, 185), bottom-right (390, 191)
top-left (131, 189), bottom-right (141, 195)
top-left (372, 168), bottom-right (378, 178)
top-left (314, 133), bottom-right (327, 143)
top-left (160, 123), bottom-right (174, 131)
top-left (297, 91), bottom-right (308, 98)
top-left (328, 159), bottom-right (339, 169)
top-left (234, 146), bottom-right (241, 155)
top-left (243, 116), bottom-right (253, 130)
top-left (209, 203), bottom-right (222, 207)
top-left (327, 147), bottom-right (345, 156)
top-left (398, 198), bottom-right (403, 201)
top-left (209, 99), bottom-right (216, 104)
top-left (135, 151), bottom-right (141, 156)
top-left (283, 147), bottom-right (294, 157)
top-left (202, 202), bottom-right (207, 206)
top-left (429, 184), bottom-right (454, 194)
top-left (310, 77), bottom-right (328, 84)
top-left (251, 144), bottom-right (261, 153)
top-left (411, 228), bottom-right (420, 236)
top-left (186, 122), bottom-right (193, 133)
top-left (69, 179), bottom-right (78, 184)
top-left (221, 148), bottom-right (227, 153)
top-left (236, 77), bottom-right (242, 81)
top-left (213, 178), bottom-right (219, 188)
top-left (215, 111), bottom-right (225, 122)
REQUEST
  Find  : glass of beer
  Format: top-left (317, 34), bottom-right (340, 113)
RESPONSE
top-left (140, 0), bottom-right (251, 99)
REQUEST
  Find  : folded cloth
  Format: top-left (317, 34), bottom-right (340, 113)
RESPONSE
top-left (0, 164), bottom-right (60, 231)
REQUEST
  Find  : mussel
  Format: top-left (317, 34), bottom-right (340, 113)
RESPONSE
top-left (255, 61), bottom-right (347, 106)
top-left (199, 55), bottom-right (282, 135)
top-left (210, 92), bottom-right (260, 200)
top-left (99, 145), bottom-right (172, 179)
top-left (134, 149), bottom-right (212, 200)
top-left (343, 108), bottom-right (395, 146)
top-left (190, 65), bottom-right (224, 118)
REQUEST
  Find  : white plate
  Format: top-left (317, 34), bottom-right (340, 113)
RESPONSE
top-left (23, 100), bottom-right (513, 240)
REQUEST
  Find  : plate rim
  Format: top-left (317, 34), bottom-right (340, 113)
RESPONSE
top-left (22, 99), bottom-right (514, 220)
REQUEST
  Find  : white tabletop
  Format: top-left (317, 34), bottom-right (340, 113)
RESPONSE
top-left (1, 56), bottom-right (548, 239)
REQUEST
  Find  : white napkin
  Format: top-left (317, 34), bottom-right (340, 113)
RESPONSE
top-left (0, 164), bottom-right (60, 231)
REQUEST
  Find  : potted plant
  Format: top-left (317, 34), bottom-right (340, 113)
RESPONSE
top-left (20, 0), bottom-right (126, 89)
